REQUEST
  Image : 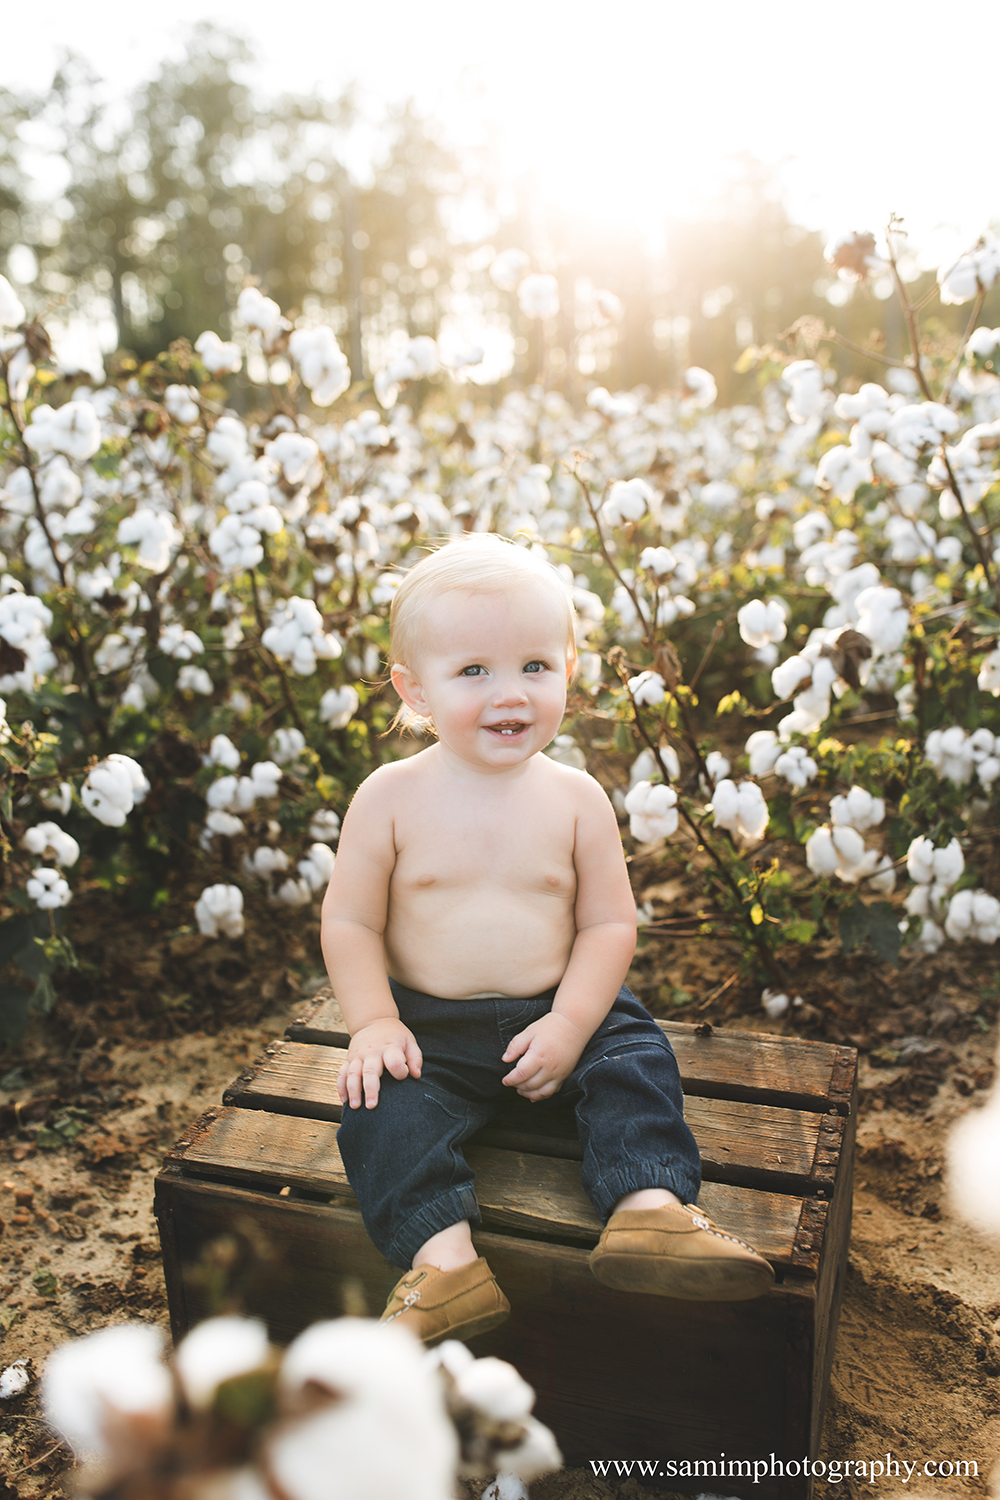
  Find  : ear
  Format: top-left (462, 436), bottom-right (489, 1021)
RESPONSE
top-left (390, 663), bottom-right (431, 716)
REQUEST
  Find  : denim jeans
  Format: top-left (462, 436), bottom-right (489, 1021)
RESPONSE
top-left (337, 980), bottom-right (703, 1268)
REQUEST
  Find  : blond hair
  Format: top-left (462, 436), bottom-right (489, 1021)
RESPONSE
top-left (387, 535), bottom-right (577, 734)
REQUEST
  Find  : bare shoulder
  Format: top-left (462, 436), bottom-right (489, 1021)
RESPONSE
top-left (537, 756), bottom-right (617, 818)
top-left (347, 751), bottom-right (432, 808)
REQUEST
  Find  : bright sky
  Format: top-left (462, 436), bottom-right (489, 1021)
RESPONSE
top-left (5, 0), bottom-right (999, 266)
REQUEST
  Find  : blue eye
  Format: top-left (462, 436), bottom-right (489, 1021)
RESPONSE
top-left (460, 664), bottom-right (486, 676)
top-left (524, 660), bottom-right (547, 674)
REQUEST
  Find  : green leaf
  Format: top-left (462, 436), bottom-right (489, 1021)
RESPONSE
top-left (838, 901), bottom-right (869, 954)
top-left (32, 1269), bottom-right (58, 1298)
top-left (614, 721), bottom-right (634, 752)
top-left (0, 983), bottom-right (31, 1043)
top-left (0, 1308), bottom-right (21, 1332)
top-left (30, 973), bottom-right (57, 1016)
top-left (784, 919), bottom-right (817, 944)
top-left (867, 902), bottom-right (902, 967)
top-left (35, 1126), bottom-right (66, 1150)
top-left (0, 915), bottom-right (33, 969)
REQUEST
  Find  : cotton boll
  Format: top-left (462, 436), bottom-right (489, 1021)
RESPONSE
top-left (924, 727), bottom-right (975, 786)
top-left (24, 400), bottom-right (102, 463)
top-left (947, 1083), bottom-right (1000, 1236)
top-left (42, 1324), bottom-right (172, 1466)
top-left (27, 866), bottom-right (72, 909)
top-left (518, 274), bottom-right (559, 320)
top-left (178, 665), bottom-right (213, 695)
top-left (546, 734), bottom-right (587, 769)
top-left (711, 779), bottom-right (769, 846)
top-left (906, 836), bottom-right (964, 888)
top-left (869, 855), bottom-right (897, 895)
top-left (22, 821), bottom-right (79, 867)
top-left (309, 808), bottom-right (341, 843)
top-left (829, 786), bottom-right (885, 832)
top-left (319, 685), bottom-right (360, 728)
top-left (737, 598), bottom-right (787, 648)
top-left (266, 432), bottom-right (320, 487)
top-left (805, 826), bottom-right (839, 878)
top-left (912, 917), bottom-right (945, 954)
top-left (628, 670), bottom-right (666, 706)
top-left (704, 751), bottom-right (730, 784)
top-left (204, 810), bottom-right (246, 840)
top-left (771, 654), bottom-right (813, 699)
top-left (164, 385), bottom-right (200, 424)
top-left (783, 360), bottom-right (827, 423)
top-left (761, 989), bottom-right (790, 1019)
top-left (276, 876), bottom-right (313, 906)
top-left (288, 327), bottom-right (351, 406)
top-left (272, 1319), bottom-right (457, 1500)
top-left (482, 1475), bottom-right (529, 1500)
top-left (977, 649), bottom-right (1000, 696)
top-left (682, 366), bottom-right (717, 408)
top-left (40, 781), bottom-right (72, 816)
top-left (603, 478), bottom-right (654, 526)
top-left (250, 760), bottom-right (282, 798)
top-left (0, 1360), bottom-right (29, 1399)
top-left (207, 734), bottom-right (241, 771)
top-left (298, 844), bottom-right (336, 892)
top-left (81, 754), bottom-right (149, 827)
top-left (640, 545), bottom-right (677, 578)
top-left (945, 889), bottom-right (1000, 944)
top-left (195, 330), bottom-right (242, 375)
top-left (0, 275), bottom-right (26, 328)
top-left (269, 727), bottom-right (307, 765)
top-left (496, 1416), bottom-right (563, 1482)
top-left (745, 730), bottom-right (781, 777)
top-left (773, 746), bottom-right (817, 789)
top-left (116, 508), bottom-right (182, 572)
top-left (248, 845), bottom-right (289, 877)
top-left (489, 249), bottom-right (530, 291)
top-left (159, 623), bottom-right (204, 660)
top-left (629, 745), bottom-right (680, 787)
top-left (195, 884), bottom-right (245, 937)
top-left (454, 1358), bottom-right (534, 1423)
top-left (175, 1318), bottom-right (270, 1411)
top-left (854, 585), bottom-right (908, 658)
top-left (623, 780), bottom-right (678, 842)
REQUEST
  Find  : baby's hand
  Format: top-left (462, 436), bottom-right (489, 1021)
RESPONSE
top-left (501, 1012), bottom-right (587, 1102)
top-left (337, 1019), bottom-right (423, 1110)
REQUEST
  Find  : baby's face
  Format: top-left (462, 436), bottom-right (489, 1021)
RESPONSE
top-left (393, 586), bottom-right (571, 773)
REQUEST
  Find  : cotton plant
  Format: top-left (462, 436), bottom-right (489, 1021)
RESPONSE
top-left (42, 1315), bottom-right (560, 1500)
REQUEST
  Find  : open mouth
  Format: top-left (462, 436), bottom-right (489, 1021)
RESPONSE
top-left (485, 720), bottom-right (528, 737)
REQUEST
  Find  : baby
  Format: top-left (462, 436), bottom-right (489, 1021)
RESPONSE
top-left (321, 535), bottom-right (772, 1344)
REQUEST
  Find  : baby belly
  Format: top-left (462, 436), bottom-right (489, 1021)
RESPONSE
top-left (384, 892), bottom-right (575, 1000)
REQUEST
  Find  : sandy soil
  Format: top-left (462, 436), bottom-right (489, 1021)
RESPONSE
top-left (1, 975), bottom-right (999, 1500)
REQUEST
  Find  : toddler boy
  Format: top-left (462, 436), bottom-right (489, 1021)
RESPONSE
top-left (321, 535), bottom-right (772, 1343)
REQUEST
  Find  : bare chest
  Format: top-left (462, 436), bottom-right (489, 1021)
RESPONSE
top-left (391, 793), bottom-right (578, 899)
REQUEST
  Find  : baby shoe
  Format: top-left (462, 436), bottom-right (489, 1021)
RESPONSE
top-left (589, 1203), bottom-right (774, 1301)
top-left (380, 1257), bottom-right (511, 1344)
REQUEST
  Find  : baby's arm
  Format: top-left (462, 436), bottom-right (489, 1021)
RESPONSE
top-left (320, 769), bottom-right (422, 1110)
top-left (502, 774), bottom-right (637, 1101)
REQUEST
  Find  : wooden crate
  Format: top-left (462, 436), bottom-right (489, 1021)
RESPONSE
top-left (155, 992), bottom-right (856, 1499)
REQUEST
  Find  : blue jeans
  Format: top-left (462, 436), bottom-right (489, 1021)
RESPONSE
top-left (337, 980), bottom-right (703, 1268)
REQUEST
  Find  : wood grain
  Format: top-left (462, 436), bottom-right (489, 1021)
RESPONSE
top-left (165, 1103), bottom-right (823, 1271)
top-left (287, 990), bottom-right (851, 1113)
top-left (154, 1171), bottom-right (819, 1495)
top-left (223, 1039), bottom-right (837, 1193)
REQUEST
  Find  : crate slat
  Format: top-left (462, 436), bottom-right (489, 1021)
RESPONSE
top-left (224, 1039), bottom-right (841, 1194)
top-left (165, 1104), bottom-right (824, 1272)
top-left (287, 991), bottom-right (853, 1114)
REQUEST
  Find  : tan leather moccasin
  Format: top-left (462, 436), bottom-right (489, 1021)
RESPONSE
top-left (589, 1203), bottom-right (775, 1301)
top-left (379, 1257), bottom-right (511, 1345)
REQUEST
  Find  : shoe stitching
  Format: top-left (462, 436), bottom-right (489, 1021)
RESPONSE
top-left (601, 1209), bottom-right (766, 1262)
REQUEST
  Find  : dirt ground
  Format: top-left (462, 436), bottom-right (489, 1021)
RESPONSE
top-left (1, 932), bottom-right (999, 1500)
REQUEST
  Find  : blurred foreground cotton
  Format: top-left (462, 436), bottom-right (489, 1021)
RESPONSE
top-left (41, 1316), bottom-right (561, 1500)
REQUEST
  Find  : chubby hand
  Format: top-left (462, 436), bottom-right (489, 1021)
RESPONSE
top-left (337, 1018), bottom-right (423, 1110)
top-left (501, 1012), bottom-right (588, 1102)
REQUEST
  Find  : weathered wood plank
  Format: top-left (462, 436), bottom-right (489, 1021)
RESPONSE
top-left (154, 1171), bottom-right (817, 1494)
top-left (223, 1040), bottom-right (838, 1193)
top-left (287, 991), bottom-right (851, 1113)
top-left (165, 1104), bottom-right (823, 1272)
